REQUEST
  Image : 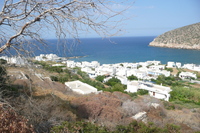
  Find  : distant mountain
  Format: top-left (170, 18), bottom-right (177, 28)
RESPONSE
top-left (149, 22), bottom-right (200, 50)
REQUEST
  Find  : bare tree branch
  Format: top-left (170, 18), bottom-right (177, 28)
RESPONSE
top-left (0, 0), bottom-right (132, 55)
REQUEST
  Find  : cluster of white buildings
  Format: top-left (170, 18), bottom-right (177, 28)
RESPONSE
top-left (63, 60), bottom-right (199, 81)
top-left (34, 54), bottom-right (65, 62)
top-left (0, 56), bottom-right (27, 66)
top-left (65, 60), bottom-right (170, 82)
top-left (64, 60), bottom-right (174, 101)
top-left (167, 61), bottom-right (200, 72)
top-left (1, 54), bottom-right (199, 101)
top-left (63, 59), bottom-right (199, 101)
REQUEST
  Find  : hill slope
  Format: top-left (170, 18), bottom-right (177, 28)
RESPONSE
top-left (149, 22), bottom-right (200, 50)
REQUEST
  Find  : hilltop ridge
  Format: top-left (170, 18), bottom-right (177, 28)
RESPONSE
top-left (149, 22), bottom-right (200, 50)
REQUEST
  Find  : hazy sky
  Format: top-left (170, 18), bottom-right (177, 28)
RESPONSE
top-left (120, 0), bottom-right (200, 37)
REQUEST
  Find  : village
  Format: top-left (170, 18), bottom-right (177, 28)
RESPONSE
top-left (0, 54), bottom-right (200, 102)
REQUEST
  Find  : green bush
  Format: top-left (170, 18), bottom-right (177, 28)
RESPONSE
top-left (50, 76), bottom-right (58, 81)
top-left (137, 89), bottom-right (149, 95)
top-left (170, 86), bottom-right (200, 105)
top-left (105, 77), bottom-right (121, 86)
top-left (95, 75), bottom-right (105, 82)
top-left (112, 83), bottom-right (126, 92)
top-left (127, 75), bottom-right (138, 81)
top-left (165, 68), bottom-right (173, 72)
top-left (0, 59), bottom-right (7, 64)
top-left (152, 75), bottom-right (183, 86)
top-left (51, 120), bottom-right (180, 133)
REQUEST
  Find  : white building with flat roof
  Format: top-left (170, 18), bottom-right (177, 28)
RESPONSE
top-left (65, 80), bottom-right (99, 94)
top-left (182, 64), bottom-right (200, 71)
top-left (95, 65), bottom-right (116, 76)
top-left (125, 81), bottom-right (172, 101)
top-left (176, 62), bottom-right (181, 68)
top-left (179, 72), bottom-right (197, 79)
top-left (167, 62), bottom-right (175, 68)
top-left (146, 60), bottom-right (161, 66)
top-left (149, 65), bottom-right (165, 70)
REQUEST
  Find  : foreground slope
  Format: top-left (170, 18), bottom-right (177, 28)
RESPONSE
top-left (149, 22), bottom-right (200, 50)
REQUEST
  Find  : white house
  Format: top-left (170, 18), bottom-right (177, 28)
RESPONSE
top-left (65, 80), bottom-right (99, 94)
top-left (146, 60), bottom-right (161, 66)
top-left (125, 81), bottom-right (172, 101)
top-left (81, 67), bottom-right (96, 78)
top-left (147, 69), bottom-right (170, 77)
top-left (182, 64), bottom-right (195, 70)
top-left (66, 60), bottom-right (76, 68)
top-left (126, 69), bottom-right (137, 77)
top-left (81, 61), bottom-right (100, 68)
top-left (179, 72), bottom-right (197, 79)
top-left (167, 62), bottom-right (176, 68)
top-left (132, 70), bottom-right (148, 79)
top-left (138, 62), bottom-right (148, 67)
top-left (35, 54), bottom-right (59, 61)
top-left (116, 67), bottom-right (127, 77)
top-left (176, 62), bottom-right (182, 68)
top-left (95, 65), bottom-right (116, 76)
top-left (91, 61), bottom-right (100, 68)
top-left (149, 65), bottom-right (165, 70)
top-left (193, 65), bottom-right (200, 72)
top-left (125, 81), bottom-right (138, 93)
top-left (131, 63), bottom-right (139, 69)
top-left (8, 56), bottom-right (27, 66)
top-left (182, 64), bottom-right (200, 71)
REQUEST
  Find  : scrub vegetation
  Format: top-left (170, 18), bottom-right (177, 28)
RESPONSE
top-left (0, 61), bottom-right (200, 132)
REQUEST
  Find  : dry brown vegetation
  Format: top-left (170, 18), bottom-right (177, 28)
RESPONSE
top-left (1, 66), bottom-right (200, 132)
top-left (0, 104), bottom-right (35, 133)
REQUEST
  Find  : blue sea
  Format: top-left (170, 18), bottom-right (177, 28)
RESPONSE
top-left (30, 36), bottom-right (200, 65)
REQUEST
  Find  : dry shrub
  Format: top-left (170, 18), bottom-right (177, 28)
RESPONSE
top-left (8, 94), bottom-right (77, 133)
top-left (164, 108), bottom-right (200, 132)
top-left (147, 106), bottom-right (166, 127)
top-left (122, 95), bottom-right (160, 116)
top-left (99, 106), bottom-right (123, 122)
top-left (112, 91), bottom-right (132, 101)
top-left (122, 99), bottom-right (143, 116)
top-left (0, 104), bottom-right (34, 133)
top-left (71, 92), bottom-right (131, 129)
top-left (78, 101), bottom-right (102, 119)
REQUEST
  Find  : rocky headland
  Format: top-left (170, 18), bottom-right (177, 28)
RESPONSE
top-left (149, 22), bottom-right (200, 50)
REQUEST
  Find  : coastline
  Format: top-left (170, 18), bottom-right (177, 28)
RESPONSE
top-left (149, 42), bottom-right (200, 50)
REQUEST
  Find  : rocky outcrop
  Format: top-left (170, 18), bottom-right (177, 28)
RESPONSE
top-left (149, 22), bottom-right (200, 50)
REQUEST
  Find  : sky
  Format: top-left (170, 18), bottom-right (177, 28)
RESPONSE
top-left (0, 0), bottom-right (199, 38)
top-left (121, 0), bottom-right (200, 37)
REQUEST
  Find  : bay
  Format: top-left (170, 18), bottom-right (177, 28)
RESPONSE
top-left (20, 36), bottom-right (200, 65)
top-left (63, 36), bottom-right (200, 65)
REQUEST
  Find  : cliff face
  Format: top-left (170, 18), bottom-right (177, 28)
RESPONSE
top-left (149, 22), bottom-right (200, 50)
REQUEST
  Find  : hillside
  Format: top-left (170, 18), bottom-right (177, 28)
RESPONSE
top-left (149, 22), bottom-right (200, 50)
top-left (1, 62), bottom-right (200, 132)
